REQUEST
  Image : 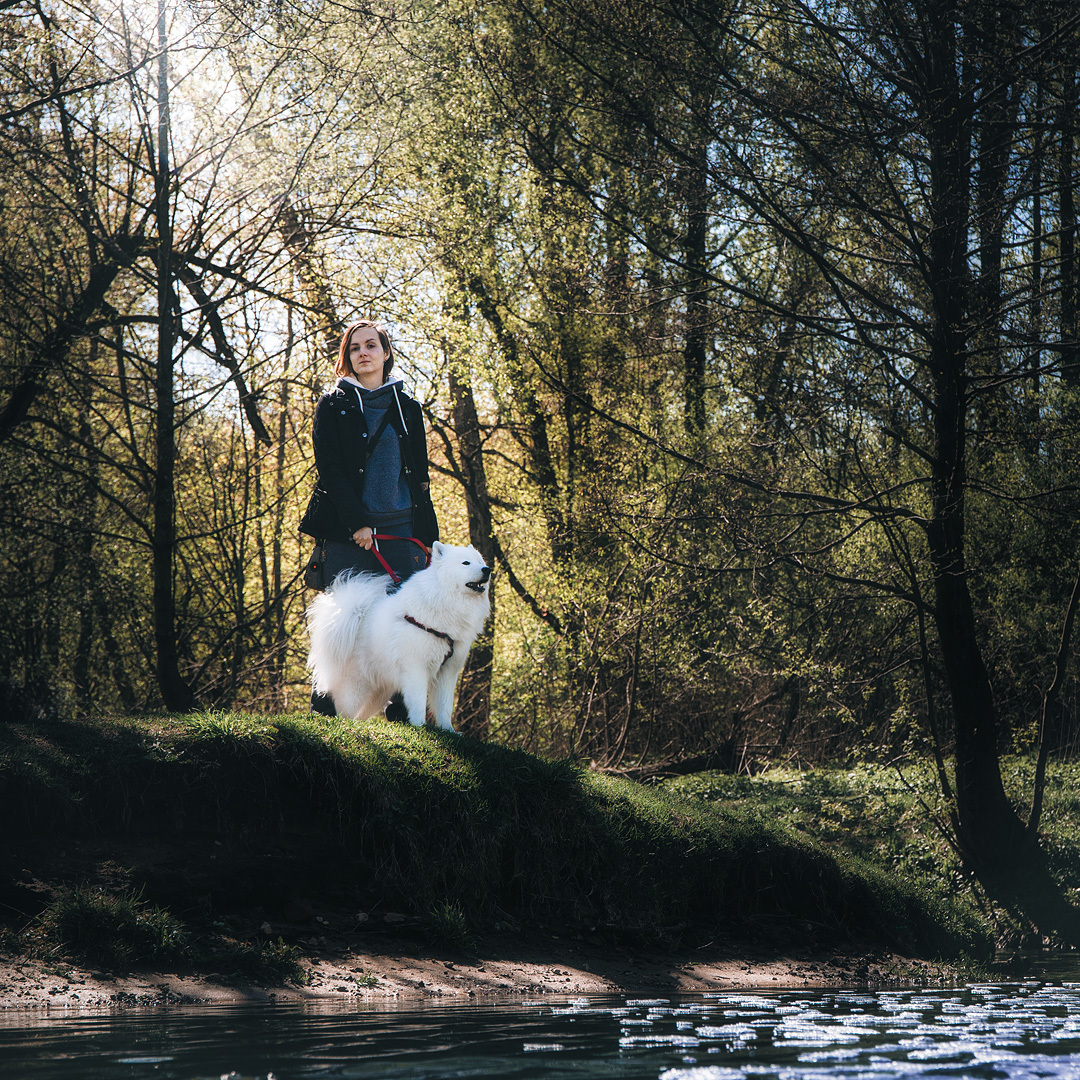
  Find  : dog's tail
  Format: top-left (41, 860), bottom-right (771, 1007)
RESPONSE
top-left (306, 572), bottom-right (392, 694)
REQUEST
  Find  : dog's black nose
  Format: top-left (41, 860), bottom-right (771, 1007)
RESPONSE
top-left (480, 566), bottom-right (491, 582)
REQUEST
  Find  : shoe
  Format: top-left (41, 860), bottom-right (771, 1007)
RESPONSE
top-left (310, 691), bottom-right (336, 717)
top-left (384, 694), bottom-right (408, 723)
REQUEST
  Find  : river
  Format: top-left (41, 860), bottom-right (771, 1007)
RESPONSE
top-left (3, 982), bottom-right (1080, 1078)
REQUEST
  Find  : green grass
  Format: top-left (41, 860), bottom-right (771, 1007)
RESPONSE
top-left (425, 900), bottom-right (474, 952)
top-left (23, 884), bottom-right (307, 984)
top-left (33, 885), bottom-right (190, 966)
top-left (0, 711), bottom-right (1004, 971)
top-left (666, 758), bottom-right (1080, 947)
top-left (666, 761), bottom-right (965, 897)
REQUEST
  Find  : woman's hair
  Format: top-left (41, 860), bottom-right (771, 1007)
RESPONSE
top-left (335, 320), bottom-right (394, 381)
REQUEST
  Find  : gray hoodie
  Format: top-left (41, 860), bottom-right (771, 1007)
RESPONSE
top-left (344, 377), bottom-right (414, 532)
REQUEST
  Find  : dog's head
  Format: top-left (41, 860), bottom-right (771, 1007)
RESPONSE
top-left (430, 541), bottom-right (492, 595)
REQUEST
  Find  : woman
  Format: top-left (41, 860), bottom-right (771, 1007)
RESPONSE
top-left (301, 319), bottom-right (439, 715)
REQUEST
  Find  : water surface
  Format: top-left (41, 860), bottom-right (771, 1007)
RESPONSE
top-left (3, 982), bottom-right (1080, 1079)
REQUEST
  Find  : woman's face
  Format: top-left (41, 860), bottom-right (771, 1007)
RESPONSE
top-left (347, 327), bottom-right (389, 388)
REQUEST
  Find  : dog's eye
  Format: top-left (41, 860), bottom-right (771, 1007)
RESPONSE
top-left (462, 560), bottom-right (471, 565)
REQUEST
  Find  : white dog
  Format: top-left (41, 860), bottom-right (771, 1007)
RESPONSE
top-left (306, 541), bottom-right (491, 731)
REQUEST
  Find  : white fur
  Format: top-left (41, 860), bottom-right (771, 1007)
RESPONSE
top-left (306, 541), bottom-right (491, 731)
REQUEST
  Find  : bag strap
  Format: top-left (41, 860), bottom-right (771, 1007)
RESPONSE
top-left (364, 407), bottom-right (396, 456)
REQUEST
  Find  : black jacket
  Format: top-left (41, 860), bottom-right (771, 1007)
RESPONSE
top-left (300, 380), bottom-right (439, 545)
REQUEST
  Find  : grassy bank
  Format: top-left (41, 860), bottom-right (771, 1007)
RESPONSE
top-left (0, 713), bottom-right (993, 979)
top-left (667, 758), bottom-right (1080, 951)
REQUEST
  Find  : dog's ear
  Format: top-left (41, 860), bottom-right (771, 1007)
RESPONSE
top-left (431, 540), bottom-right (444, 560)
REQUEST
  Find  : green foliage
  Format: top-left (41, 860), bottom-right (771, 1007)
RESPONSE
top-left (26, 879), bottom-right (308, 984)
top-left (208, 937), bottom-right (308, 987)
top-left (33, 885), bottom-right (190, 967)
top-left (3, 0), bottom-right (1080, 792)
top-left (424, 901), bottom-right (473, 952)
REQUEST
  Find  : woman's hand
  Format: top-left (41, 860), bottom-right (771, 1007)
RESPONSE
top-left (352, 526), bottom-right (374, 549)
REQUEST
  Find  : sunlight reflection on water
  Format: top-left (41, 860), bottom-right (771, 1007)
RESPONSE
top-left (4, 982), bottom-right (1080, 1078)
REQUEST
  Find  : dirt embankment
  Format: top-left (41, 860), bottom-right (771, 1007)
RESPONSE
top-left (0, 933), bottom-right (928, 1011)
top-left (0, 892), bottom-right (942, 1011)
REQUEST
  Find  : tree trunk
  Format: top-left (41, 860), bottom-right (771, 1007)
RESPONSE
top-left (463, 270), bottom-right (569, 562)
top-left (449, 367), bottom-right (496, 739)
top-left (1029, 69), bottom-right (1044, 436)
top-left (683, 127), bottom-right (709, 436)
top-left (1060, 64), bottom-right (1078, 383)
top-left (277, 199), bottom-right (343, 359)
top-left (73, 357), bottom-right (98, 715)
top-left (152, 2), bottom-right (194, 711)
top-left (267, 304), bottom-right (294, 710)
top-left (922, 9), bottom-right (1026, 886)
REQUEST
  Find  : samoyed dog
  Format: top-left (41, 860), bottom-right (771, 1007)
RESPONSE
top-left (306, 541), bottom-right (491, 731)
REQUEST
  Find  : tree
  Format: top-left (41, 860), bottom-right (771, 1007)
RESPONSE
top-left (465, 0), bottom-right (1080, 932)
top-left (0, 0), bottom-right (404, 712)
top-left (381, 0), bottom-right (753, 757)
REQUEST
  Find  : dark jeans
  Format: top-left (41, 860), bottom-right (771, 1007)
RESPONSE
top-left (323, 534), bottom-right (427, 586)
top-left (310, 531), bottom-right (427, 718)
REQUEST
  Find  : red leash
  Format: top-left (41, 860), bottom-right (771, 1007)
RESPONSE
top-left (367, 533), bottom-right (431, 585)
top-left (370, 536), bottom-right (454, 670)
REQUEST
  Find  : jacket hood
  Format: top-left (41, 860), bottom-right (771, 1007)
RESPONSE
top-left (339, 376), bottom-right (404, 404)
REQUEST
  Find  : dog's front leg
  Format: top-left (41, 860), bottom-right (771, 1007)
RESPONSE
top-left (399, 675), bottom-right (429, 727)
top-left (431, 664), bottom-right (463, 732)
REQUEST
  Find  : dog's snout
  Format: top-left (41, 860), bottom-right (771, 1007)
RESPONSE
top-left (479, 566), bottom-right (491, 582)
